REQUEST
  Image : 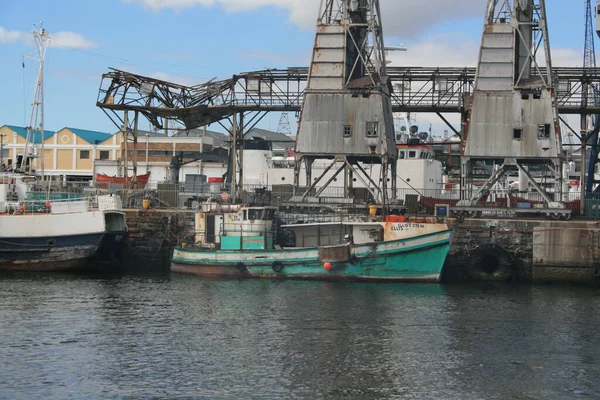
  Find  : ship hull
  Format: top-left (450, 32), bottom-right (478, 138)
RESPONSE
top-left (0, 210), bottom-right (127, 272)
top-left (0, 233), bottom-right (104, 271)
top-left (172, 229), bottom-right (452, 282)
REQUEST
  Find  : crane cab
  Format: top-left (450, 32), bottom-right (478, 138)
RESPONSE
top-left (596, 1), bottom-right (600, 38)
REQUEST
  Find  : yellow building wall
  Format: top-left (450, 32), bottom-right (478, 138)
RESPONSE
top-left (15, 134), bottom-right (26, 145)
top-left (0, 126), bottom-right (13, 140)
top-left (57, 149), bottom-right (72, 170)
top-left (43, 149), bottom-right (53, 171)
top-left (99, 133), bottom-right (118, 146)
top-left (43, 135), bottom-right (54, 146)
top-left (76, 149), bottom-right (93, 170)
top-left (56, 130), bottom-right (73, 146)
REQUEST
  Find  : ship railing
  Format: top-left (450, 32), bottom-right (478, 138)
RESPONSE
top-left (2, 194), bottom-right (123, 215)
top-left (39, 179), bottom-right (584, 217)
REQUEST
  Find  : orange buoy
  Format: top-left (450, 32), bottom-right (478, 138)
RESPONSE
top-left (323, 262), bottom-right (332, 271)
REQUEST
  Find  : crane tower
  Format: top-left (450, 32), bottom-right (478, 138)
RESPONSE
top-left (459, 0), bottom-right (564, 211)
top-left (293, 0), bottom-right (397, 205)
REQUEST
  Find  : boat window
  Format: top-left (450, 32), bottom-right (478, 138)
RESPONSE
top-left (243, 210), bottom-right (247, 221)
top-left (399, 151), bottom-right (405, 159)
top-left (248, 209), bottom-right (263, 221)
top-left (409, 151), bottom-right (416, 158)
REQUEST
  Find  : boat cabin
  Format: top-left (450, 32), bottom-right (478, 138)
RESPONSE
top-left (194, 204), bottom-right (277, 250)
top-left (397, 145), bottom-right (435, 160)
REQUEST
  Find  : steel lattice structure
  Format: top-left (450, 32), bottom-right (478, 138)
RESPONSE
top-left (97, 66), bottom-right (600, 133)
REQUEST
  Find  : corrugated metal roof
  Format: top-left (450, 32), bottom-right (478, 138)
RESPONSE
top-left (123, 129), bottom-right (165, 137)
top-left (66, 127), bottom-right (112, 144)
top-left (173, 129), bottom-right (228, 148)
top-left (245, 128), bottom-right (294, 151)
top-left (4, 125), bottom-right (56, 143)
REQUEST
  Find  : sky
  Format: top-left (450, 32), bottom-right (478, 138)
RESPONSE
top-left (0, 0), bottom-right (588, 137)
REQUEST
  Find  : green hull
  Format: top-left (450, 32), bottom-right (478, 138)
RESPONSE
top-left (172, 230), bottom-right (452, 282)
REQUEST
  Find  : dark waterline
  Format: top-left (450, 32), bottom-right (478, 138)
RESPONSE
top-left (0, 271), bottom-right (599, 399)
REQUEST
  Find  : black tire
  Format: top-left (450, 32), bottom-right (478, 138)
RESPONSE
top-left (468, 244), bottom-right (514, 282)
top-left (236, 262), bottom-right (247, 272)
top-left (272, 261), bottom-right (284, 273)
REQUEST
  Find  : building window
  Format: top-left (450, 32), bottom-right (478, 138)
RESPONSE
top-left (99, 150), bottom-right (110, 160)
top-left (513, 129), bottom-right (522, 140)
top-left (343, 125), bottom-right (352, 138)
top-left (366, 122), bottom-right (379, 137)
top-left (538, 124), bottom-right (551, 138)
top-left (80, 150), bottom-right (90, 159)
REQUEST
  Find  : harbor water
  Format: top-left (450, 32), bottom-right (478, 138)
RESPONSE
top-left (0, 272), bottom-right (599, 399)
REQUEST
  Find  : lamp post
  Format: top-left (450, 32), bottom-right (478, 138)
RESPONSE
top-left (145, 134), bottom-right (149, 173)
top-left (0, 134), bottom-right (6, 170)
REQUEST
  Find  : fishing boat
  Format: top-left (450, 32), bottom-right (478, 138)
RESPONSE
top-left (0, 24), bottom-right (128, 272)
top-left (0, 173), bottom-right (128, 271)
top-left (171, 203), bottom-right (452, 282)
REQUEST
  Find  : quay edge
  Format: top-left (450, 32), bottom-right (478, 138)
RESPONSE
top-left (444, 217), bottom-right (600, 286)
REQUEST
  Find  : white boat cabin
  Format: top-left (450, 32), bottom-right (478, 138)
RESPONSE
top-left (397, 145), bottom-right (435, 160)
top-left (194, 204), bottom-right (277, 250)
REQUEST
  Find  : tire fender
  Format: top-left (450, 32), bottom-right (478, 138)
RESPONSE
top-left (468, 244), bottom-right (515, 282)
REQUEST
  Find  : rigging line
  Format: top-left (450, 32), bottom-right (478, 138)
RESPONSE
top-left (68, 47), bottom-right (241, 81)
top-left (22, 55), bottom-right (26, 126)
top-left (69, 47), bottom-right (216, 73)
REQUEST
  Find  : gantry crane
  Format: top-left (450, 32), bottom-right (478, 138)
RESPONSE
top-left (584, 0), bottom-right (600, 196)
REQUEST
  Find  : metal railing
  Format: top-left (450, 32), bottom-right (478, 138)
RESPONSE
top-left (3, 194), bottom-right (123, 215)
top-left (22, 179), bottom-right (587, 217)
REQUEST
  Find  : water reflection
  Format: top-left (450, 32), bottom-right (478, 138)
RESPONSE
top-left (0, 273), bottom-right (598, 399)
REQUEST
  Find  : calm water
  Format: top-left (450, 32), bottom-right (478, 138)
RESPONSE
top-left (0, 273), bottom-right (599, 399)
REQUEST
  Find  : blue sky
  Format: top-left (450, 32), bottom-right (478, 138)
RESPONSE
top-left (0, 0), bottom-right (586, 136)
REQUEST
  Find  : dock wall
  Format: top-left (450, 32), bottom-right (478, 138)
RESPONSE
top-left (444, 218), bottom-right (600, 285)
top-left (120, 210), bottom-right (195, 270)
top-left (120, 210), bottom-right (600, 286)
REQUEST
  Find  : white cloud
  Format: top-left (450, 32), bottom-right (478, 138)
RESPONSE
top-left (388, 34), bottom-right (581, 68)
top-left (387, 34), bottom-right (479, 67)
top-left (122, 0), bottom-right (484, 37)
top-left (551, 48), bottom-right (582, 67)
top-left (0, 26), bottom-right (97, 49)
top-left (151, 71), bottom-right (200, 86)
top-left (0, 27), bottom-right (26, 43)
top-left (50, 31), bottom-right (97, 49)
top-left (113, 65), bottom-right (202, 86)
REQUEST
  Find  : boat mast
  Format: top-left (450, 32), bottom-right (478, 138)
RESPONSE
top-left (20, 23), bottom-right (50, 176)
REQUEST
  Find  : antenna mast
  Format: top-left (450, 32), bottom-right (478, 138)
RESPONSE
top-left (20, 23), bottom-right (50, 176)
